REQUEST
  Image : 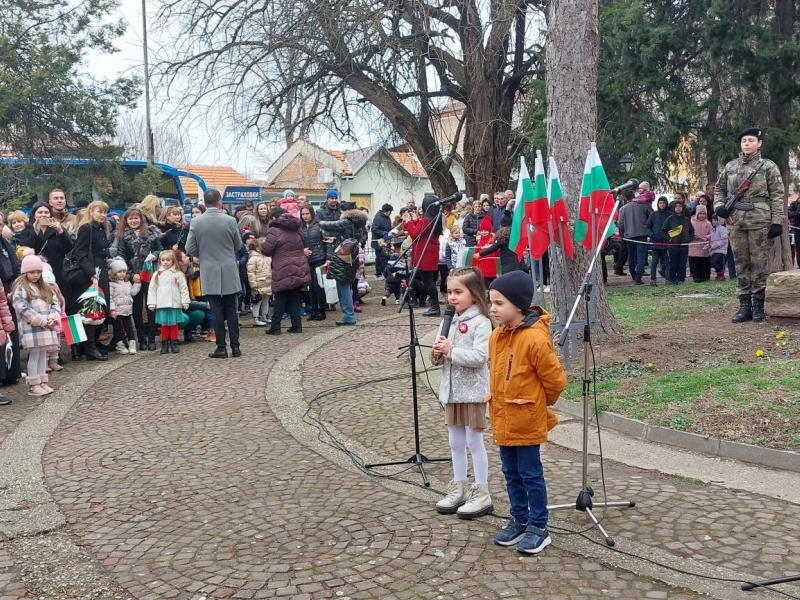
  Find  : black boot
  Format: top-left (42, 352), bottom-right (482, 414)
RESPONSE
top-left (732, 294), bottom-right (752, 323)
top-left (70, 344), bottom-right (84, 362)
top-left (751, 295), bottom-right (766, 322)
top-left (84, 327), bottom-right (107, 361)
top-left (138, 333), bottom-right (148, 351)
top-left (147, 332), bottom-right (157, 352)
top-left (170, 339), bottom-right (180, 353)
top-left (160, 340), bottom-right (169, 354)
top-left (184, 328), bottom-right (194, 343)
top-left (422, 304), bottom-right (441, 317)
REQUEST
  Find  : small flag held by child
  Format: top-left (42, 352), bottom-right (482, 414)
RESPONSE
top-left (61, 315), bottom-right (88, 345)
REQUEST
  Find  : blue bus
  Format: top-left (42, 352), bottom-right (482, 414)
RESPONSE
top-left (0, 158), bottom-right (208, 208)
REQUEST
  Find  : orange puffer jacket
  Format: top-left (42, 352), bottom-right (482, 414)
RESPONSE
top-left (487, 307), bottom-right (566, 446)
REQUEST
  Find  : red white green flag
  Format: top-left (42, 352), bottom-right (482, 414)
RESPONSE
top-left (547, 156), bottom-right (575, 259)
top-left (61, 315), bottom-right (88, 345)
top-left (574, 143), bottom-right (617, 251)
top-left (527, 151), bottom-right (552, 260)
top-left (509, 156), bottom-right (534, 260)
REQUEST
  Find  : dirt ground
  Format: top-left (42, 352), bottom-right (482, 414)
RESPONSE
top-left (568, 272), bottom-right (800, 451)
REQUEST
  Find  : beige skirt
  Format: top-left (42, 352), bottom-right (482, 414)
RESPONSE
top-left (445, 403), bottom-right (487, 431)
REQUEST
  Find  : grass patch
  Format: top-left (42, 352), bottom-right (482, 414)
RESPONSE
top-left (671, 474), bottom-right (707, 485)
top-left (564, 359), bottom-right (800, 451)
top-left (605, 280), bottom-right (736, 332)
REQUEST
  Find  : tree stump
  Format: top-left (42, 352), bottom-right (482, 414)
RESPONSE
top-left (765, 270), bottom-right (800, 318)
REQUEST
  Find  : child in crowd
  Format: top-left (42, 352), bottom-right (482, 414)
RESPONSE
top-left (381, 240), bottom-right (406, 305)
top-left (487, 270), bottom-right (566, 554)
top-left (246, 237), bottom-right (273, 327)
top-left (41, 263), bottom-right (65, 371)
top-left (662, 200), bottom-right (694, 285)
top-left (710, 214), bottom-right (729, 281)
top-left (8, 211), bottom-right (32, 259)
top-left (446, 225), bottom-right (467, 269)
top-left (108, 258), bottom-right (141, 354)
top-left (11, 255), bottom-right (61, 397)
top-left (688, 205), bottom-right (712, 283)
top-left (147, 250), bottom-right (190, 354)
top-left (431, 267), bottom-right (493, 519)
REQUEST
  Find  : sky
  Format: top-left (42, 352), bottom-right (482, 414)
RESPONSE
top-left (85, 0), bottom-right (275, 179)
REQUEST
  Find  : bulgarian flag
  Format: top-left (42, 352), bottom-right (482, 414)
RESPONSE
top-left (61, 315), bottom-right (88, 345)
top-left (509, 156), bottom-right (533, 260)
top-left (528, 151), bottom-right (552, 260)
top-left (574, 143), bottom-right (617, 251)
top-left (547, 156), bottom-right (575, 259)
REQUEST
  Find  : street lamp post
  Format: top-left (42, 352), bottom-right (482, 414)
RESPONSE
top-left (142, 0), bottom-right (155, 166)
top-left (619, 154), bottom-right (633, 173)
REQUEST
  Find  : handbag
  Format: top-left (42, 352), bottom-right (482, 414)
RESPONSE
top-left (63, 225), bottom-right (93, 288)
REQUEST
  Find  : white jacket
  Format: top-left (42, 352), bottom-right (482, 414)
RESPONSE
top-left (430, 304), bottom-right (491, 404)
top-left (147, 266), bottom-right (190, 310)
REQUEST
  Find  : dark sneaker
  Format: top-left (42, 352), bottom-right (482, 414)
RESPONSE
top-left (493, 519), bottom-right (527, 546)
top-left (517, 525), bottom-right (551, 554)
top-left (650, 281), bottom-right (657, 287)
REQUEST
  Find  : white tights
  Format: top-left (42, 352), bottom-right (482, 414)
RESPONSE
top-left (447, 424), bottom-right (489, 484)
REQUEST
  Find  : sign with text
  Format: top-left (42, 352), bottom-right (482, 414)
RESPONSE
top-left (222, 186), bottom-right (261, 203)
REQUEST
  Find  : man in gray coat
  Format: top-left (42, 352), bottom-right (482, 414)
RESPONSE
top-left (186, 188), bottom-right (243, 358)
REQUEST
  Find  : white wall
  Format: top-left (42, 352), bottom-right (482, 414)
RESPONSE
top-left (338, 158), bottom-right (466, 218)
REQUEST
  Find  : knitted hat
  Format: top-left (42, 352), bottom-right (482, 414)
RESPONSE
top-left (326, 188), bottom-right (338, 199)
top-left (20, 254), bottom-right (44, 274)
top-left (696, 205), bottom-right (707, 215)
top-left (283, 189), bottom-right (295, 198)
top-left (109, 258), bottom-right (128, 275)
top-left (42, 264), bottom-right (56, 285)
top-left (489, 271), bottom-right (534, 314)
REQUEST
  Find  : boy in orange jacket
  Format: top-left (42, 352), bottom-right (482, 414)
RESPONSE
top-left (487, 270), bottom-right (566, 554)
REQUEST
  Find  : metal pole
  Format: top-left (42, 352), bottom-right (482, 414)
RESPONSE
top-left (142, 0), bottom-right (155, 166)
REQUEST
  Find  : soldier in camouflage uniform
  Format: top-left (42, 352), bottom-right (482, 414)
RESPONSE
top-left (714, 127), bottom-right (785, 323)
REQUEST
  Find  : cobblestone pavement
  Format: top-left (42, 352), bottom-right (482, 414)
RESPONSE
top-left (0, 291), bottom-right (793, 598)
top-left (0, 542), bottom-right (27, 599)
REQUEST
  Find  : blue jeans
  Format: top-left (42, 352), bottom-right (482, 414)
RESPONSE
top-left (336, 280), bottom-right (356, 323)
top-left (499, 445), bottom-right (548, 529)
top-left (649, 248), bottom-right (667, 281)
top-left (626, 237), bottom-right (648, 282)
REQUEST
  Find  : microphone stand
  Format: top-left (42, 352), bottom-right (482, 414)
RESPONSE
top-left (549, 195), bottom-right (635, 546)
top-left (365, 205), bottom-right (450, 486)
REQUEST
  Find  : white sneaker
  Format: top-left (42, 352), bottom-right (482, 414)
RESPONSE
top-left (543, 285), bottom-right (551, 293)
top-left (436, 480), bottom-right (469, 514)
top-left (253, 317), bottom-right (268, 327)
top-left (128, 341), bottom-right (137, 354)
top-left (394, 299), bottom-right (400, 305)
top-left (456, 483), bottom-right (493, 520)
top-left (116, 341), bottom-right (129, 355)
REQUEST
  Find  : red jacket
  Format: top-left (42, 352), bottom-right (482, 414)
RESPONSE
top-left (405, 218), bottom-right (440, 272)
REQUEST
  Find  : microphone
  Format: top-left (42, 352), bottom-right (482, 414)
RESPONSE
top-left (431, 192), bottom-right (463, 206)
top-left (440, 304), bottom-right (456, 338)
top-left (609, 179), bottom-right (640, 195)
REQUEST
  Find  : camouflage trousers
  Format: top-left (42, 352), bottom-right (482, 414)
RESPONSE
top-left (729, 226), bottom-right (774, 298)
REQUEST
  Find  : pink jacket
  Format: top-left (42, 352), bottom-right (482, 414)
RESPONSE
top-left (277, 197), bottom-right (300, 217)
top-left (689, 217), bottom-right (712, 257)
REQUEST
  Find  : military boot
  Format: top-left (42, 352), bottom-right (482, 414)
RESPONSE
top-left (732, 294), bottom-right (752, 323)
top-left (751, 295), bottom-right (766, 322)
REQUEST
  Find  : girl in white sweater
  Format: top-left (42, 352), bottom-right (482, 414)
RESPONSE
top-left (147, 250), bottom-right (189, 355)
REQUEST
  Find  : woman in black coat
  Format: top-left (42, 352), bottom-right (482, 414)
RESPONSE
top-left (0, 236), bottom-right (21, 385)
top-left (23, 202), bottom-right (76, 313)
top-left (72, 201), bottom-right (112, 361)
top-left (159, 206), bottom-right (188, 252)
top-left (300, 205), bottom-right (327, 320)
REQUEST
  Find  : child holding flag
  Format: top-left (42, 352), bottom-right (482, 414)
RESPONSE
top-left (11, 255), bottom-right (61, 396)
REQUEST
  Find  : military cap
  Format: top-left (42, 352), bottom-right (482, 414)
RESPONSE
top-left (737, 127), bottom-right (763, 141)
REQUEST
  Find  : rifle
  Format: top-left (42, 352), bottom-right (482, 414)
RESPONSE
top-left (722, 159), bottom-right (764, 216)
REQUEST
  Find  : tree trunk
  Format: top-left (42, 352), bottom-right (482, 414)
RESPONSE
top-left (546, 0), bottom-right (619, 339)
top-left (767, 0), bottom-right (794, 274)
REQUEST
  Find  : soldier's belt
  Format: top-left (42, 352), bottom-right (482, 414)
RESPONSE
top-left (733, 201), bottom-right (755, 211)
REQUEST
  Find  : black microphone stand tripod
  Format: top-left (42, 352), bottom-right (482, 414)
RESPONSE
top-left (365, 203), bottom-right (450, 486)
top-left (550, 196), bottom-right (635, 546)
